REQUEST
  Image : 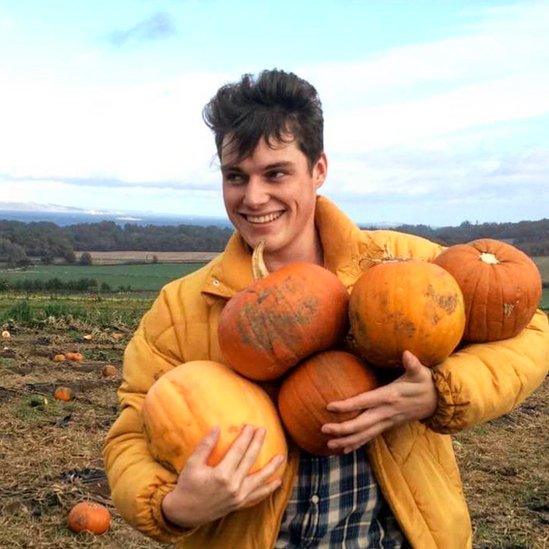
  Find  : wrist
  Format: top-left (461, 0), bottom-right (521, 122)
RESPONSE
top-left (161, 490), bottom-right (200, 529)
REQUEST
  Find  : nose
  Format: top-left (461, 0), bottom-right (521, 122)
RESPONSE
top-left (242, 177), bottom-right (269, 209)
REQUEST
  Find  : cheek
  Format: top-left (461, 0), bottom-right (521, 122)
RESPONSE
top-left (222, 187), bottom-right (239, 212)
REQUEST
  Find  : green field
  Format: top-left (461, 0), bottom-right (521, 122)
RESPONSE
top-left (0, 258), bottom-right (547, 309)
top-left (0, 262), bottom-right (207, 292)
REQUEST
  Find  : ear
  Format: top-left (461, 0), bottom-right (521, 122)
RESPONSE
top-left (313, 152), bottom-right (328, 190)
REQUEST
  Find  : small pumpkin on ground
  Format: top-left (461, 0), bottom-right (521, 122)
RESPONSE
top-left (1, 330), bottom-right (10, 339)
top-left (142, 360), bottom-right (287, 479)
top-left (278, 350), bottom-right (378, 455)
top-left (349, 259), bottom-right (465, 368)
top-left (101, 364), bottom-right (118, 378)
top-left (218, 242), bottom-right (349, 381)
top-left (65, 352), bottom-right (83, 362)
top-left (67, 501), bottom-right (111, 534)
top-left (433, 238), bottom-right (542, 342)
top-left (54, 386), bottom-right (74, 401)
top-left (53, 354), bottom-right (66, 362)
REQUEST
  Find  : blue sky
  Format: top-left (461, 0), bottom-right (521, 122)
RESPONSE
top-left (1, 0), bottom-right (548, 225)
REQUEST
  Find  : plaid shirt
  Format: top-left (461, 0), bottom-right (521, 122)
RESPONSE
top-left (275, 449), bottom-right (406, 548)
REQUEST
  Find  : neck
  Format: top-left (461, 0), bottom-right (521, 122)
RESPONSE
top-left (263, 224), bottom-right (324, 273)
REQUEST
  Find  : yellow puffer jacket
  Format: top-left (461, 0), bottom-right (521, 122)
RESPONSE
top-left (103, 196), bottom-right (549, 548)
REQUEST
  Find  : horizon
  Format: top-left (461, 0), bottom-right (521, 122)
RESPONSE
top-left (1, 1), bottom-right (548, 225)
top-left (0, 202), bottom-right (546, 230)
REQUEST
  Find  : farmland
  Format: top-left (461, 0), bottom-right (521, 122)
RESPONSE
top-left (0, 254), bottom-right (547, 306)
top-left (0, 254), bottom-right (547, 547)
top-left (0, 262), bottom-right (208, 292)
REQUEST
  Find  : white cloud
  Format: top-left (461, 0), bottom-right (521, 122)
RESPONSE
top-left (0, 1), bottom-right (548, 222)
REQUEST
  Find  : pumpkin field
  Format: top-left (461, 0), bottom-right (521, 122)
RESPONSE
top-left (0, 285), bottom-right (547, 547)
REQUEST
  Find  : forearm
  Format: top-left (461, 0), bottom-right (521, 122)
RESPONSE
top-left (103, 406), bottom-right (190, 543)
top-left (425, 309), bottom-right (549, 433)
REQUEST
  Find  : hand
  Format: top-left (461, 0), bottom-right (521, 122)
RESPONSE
top-left (321, 350), bottom-right (437, 454)
top-left (161, 425), bottom-right (285, 529)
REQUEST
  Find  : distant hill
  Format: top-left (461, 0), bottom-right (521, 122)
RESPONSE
top-left (0, 209), bottom-right (231, 228)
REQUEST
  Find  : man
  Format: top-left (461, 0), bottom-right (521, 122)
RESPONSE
top-left (104, 70), bottom-right (548, 548)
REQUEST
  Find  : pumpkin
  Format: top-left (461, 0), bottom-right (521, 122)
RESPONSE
top-left (142, 360), bottom-right (287, 479)
top-left (101, 364), bottom-right (118, 378)
top-left (53, 354), bottom-right (66, 362)
top-left (433, 239), bottom-right (542, 342)
top-left (65, 352), bottom-right (83, 362)
top-left (1, 330), bottom-right (10, 339)
top-left (349, 260), bottom-right (465, 368)
top-left (67, 501), bottom-right (111, 534)
top-left (218, 242), bottom-right (349, 381)
top-left (54, 386), bottom-right (74, 401)
top-left (278, 350), bottom-right (378, 455)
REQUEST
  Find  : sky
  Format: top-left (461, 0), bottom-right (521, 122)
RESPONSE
top-left (0, 0), bottom-right (548, 226)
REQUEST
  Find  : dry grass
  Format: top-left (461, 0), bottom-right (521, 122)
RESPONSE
top-left (0, 324), bottom-right (547, 548)
top-left (454, 384), bottom-right (548, 548)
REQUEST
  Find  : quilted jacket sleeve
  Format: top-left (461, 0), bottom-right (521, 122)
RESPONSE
top-left (425, 308), bottom-right (549, 433)
top-left (368, 229), bottom-right (549, 433)
top-left (103, 284), bottom-right (199, 543)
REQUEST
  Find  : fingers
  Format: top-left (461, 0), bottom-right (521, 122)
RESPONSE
top-left (240, 478), bottom-right (283, 509)
top-left (217, 424), bottom-right (257, 471)
top-left (245, 452), bottom-right (286, 487)
top-left (327, 418), bottom-right (394, 453)
top-left (327, 385), bottom-right (398, 413)
top-left (187, 426), bottom-right (220, 466)
top-left (322, 406), bottom-right (392, 436)
top-left (233, 427), bottom-right (268, 481)
top-left (241, 453), bottom-right (285, 503)
top-left (402, 350), bottom-right (423, 374)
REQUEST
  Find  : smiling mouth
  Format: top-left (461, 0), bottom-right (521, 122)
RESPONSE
top-left (240, 211), bottom-right (284, 224)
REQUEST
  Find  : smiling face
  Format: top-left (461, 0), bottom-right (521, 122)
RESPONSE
top-left (221, 135), bottom-right (327, 268)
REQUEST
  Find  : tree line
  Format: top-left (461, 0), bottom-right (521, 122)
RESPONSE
top-left (0, 217), bottom-right (547, 267)
top-left (361, 218), bottom-right (549, 257)
top-left (0, 220), bottom-right (233, 266)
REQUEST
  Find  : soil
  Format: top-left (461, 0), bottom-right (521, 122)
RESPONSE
top-left (0, 325), bottom-right (547, 548)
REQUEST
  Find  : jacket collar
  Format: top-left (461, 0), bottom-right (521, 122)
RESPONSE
top-left (202, 195), bottom-right (385, 299)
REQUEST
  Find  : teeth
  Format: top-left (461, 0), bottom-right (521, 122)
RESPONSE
top-left (246, 211), bottom-right (283, 224)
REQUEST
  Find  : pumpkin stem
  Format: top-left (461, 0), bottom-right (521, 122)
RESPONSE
top-left (252, 240), bottom-right (269, 280)
top-left (479, 252), bottom-right (500, 265)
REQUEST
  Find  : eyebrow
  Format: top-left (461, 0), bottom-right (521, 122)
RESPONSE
top-left (220, 161), bottom-right (294, 175)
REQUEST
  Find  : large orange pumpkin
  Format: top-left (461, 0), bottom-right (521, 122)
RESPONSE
top-left (67, 501), bottom-right (111, 534)
top-left (278, 350), bottom-right (378, 455)
top-left (142, 360), bottom-right (287, 479)
top-left (349, 260), bottom-right (465, 368)
top-left (433, 239), bottom-right (542, 342)
top-left (218, 245), bottom-right (349, 381)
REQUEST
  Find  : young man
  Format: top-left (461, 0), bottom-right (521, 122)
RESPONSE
top-left (104, 70), bottom-right (549, 548)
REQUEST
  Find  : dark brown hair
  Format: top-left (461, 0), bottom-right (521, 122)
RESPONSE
top-left (202, 69), bottom-right (324, 170)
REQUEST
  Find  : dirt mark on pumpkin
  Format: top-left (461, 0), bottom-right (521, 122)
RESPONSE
top-left (236, 278), bottom-right (320, 362)
top-left (426, 284), bottom-right (458, 316)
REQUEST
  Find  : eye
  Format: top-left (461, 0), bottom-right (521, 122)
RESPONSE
top-left (225, 172), bottom-right (245, 184)
top-left (267, 170), bottom-right (286, 180)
